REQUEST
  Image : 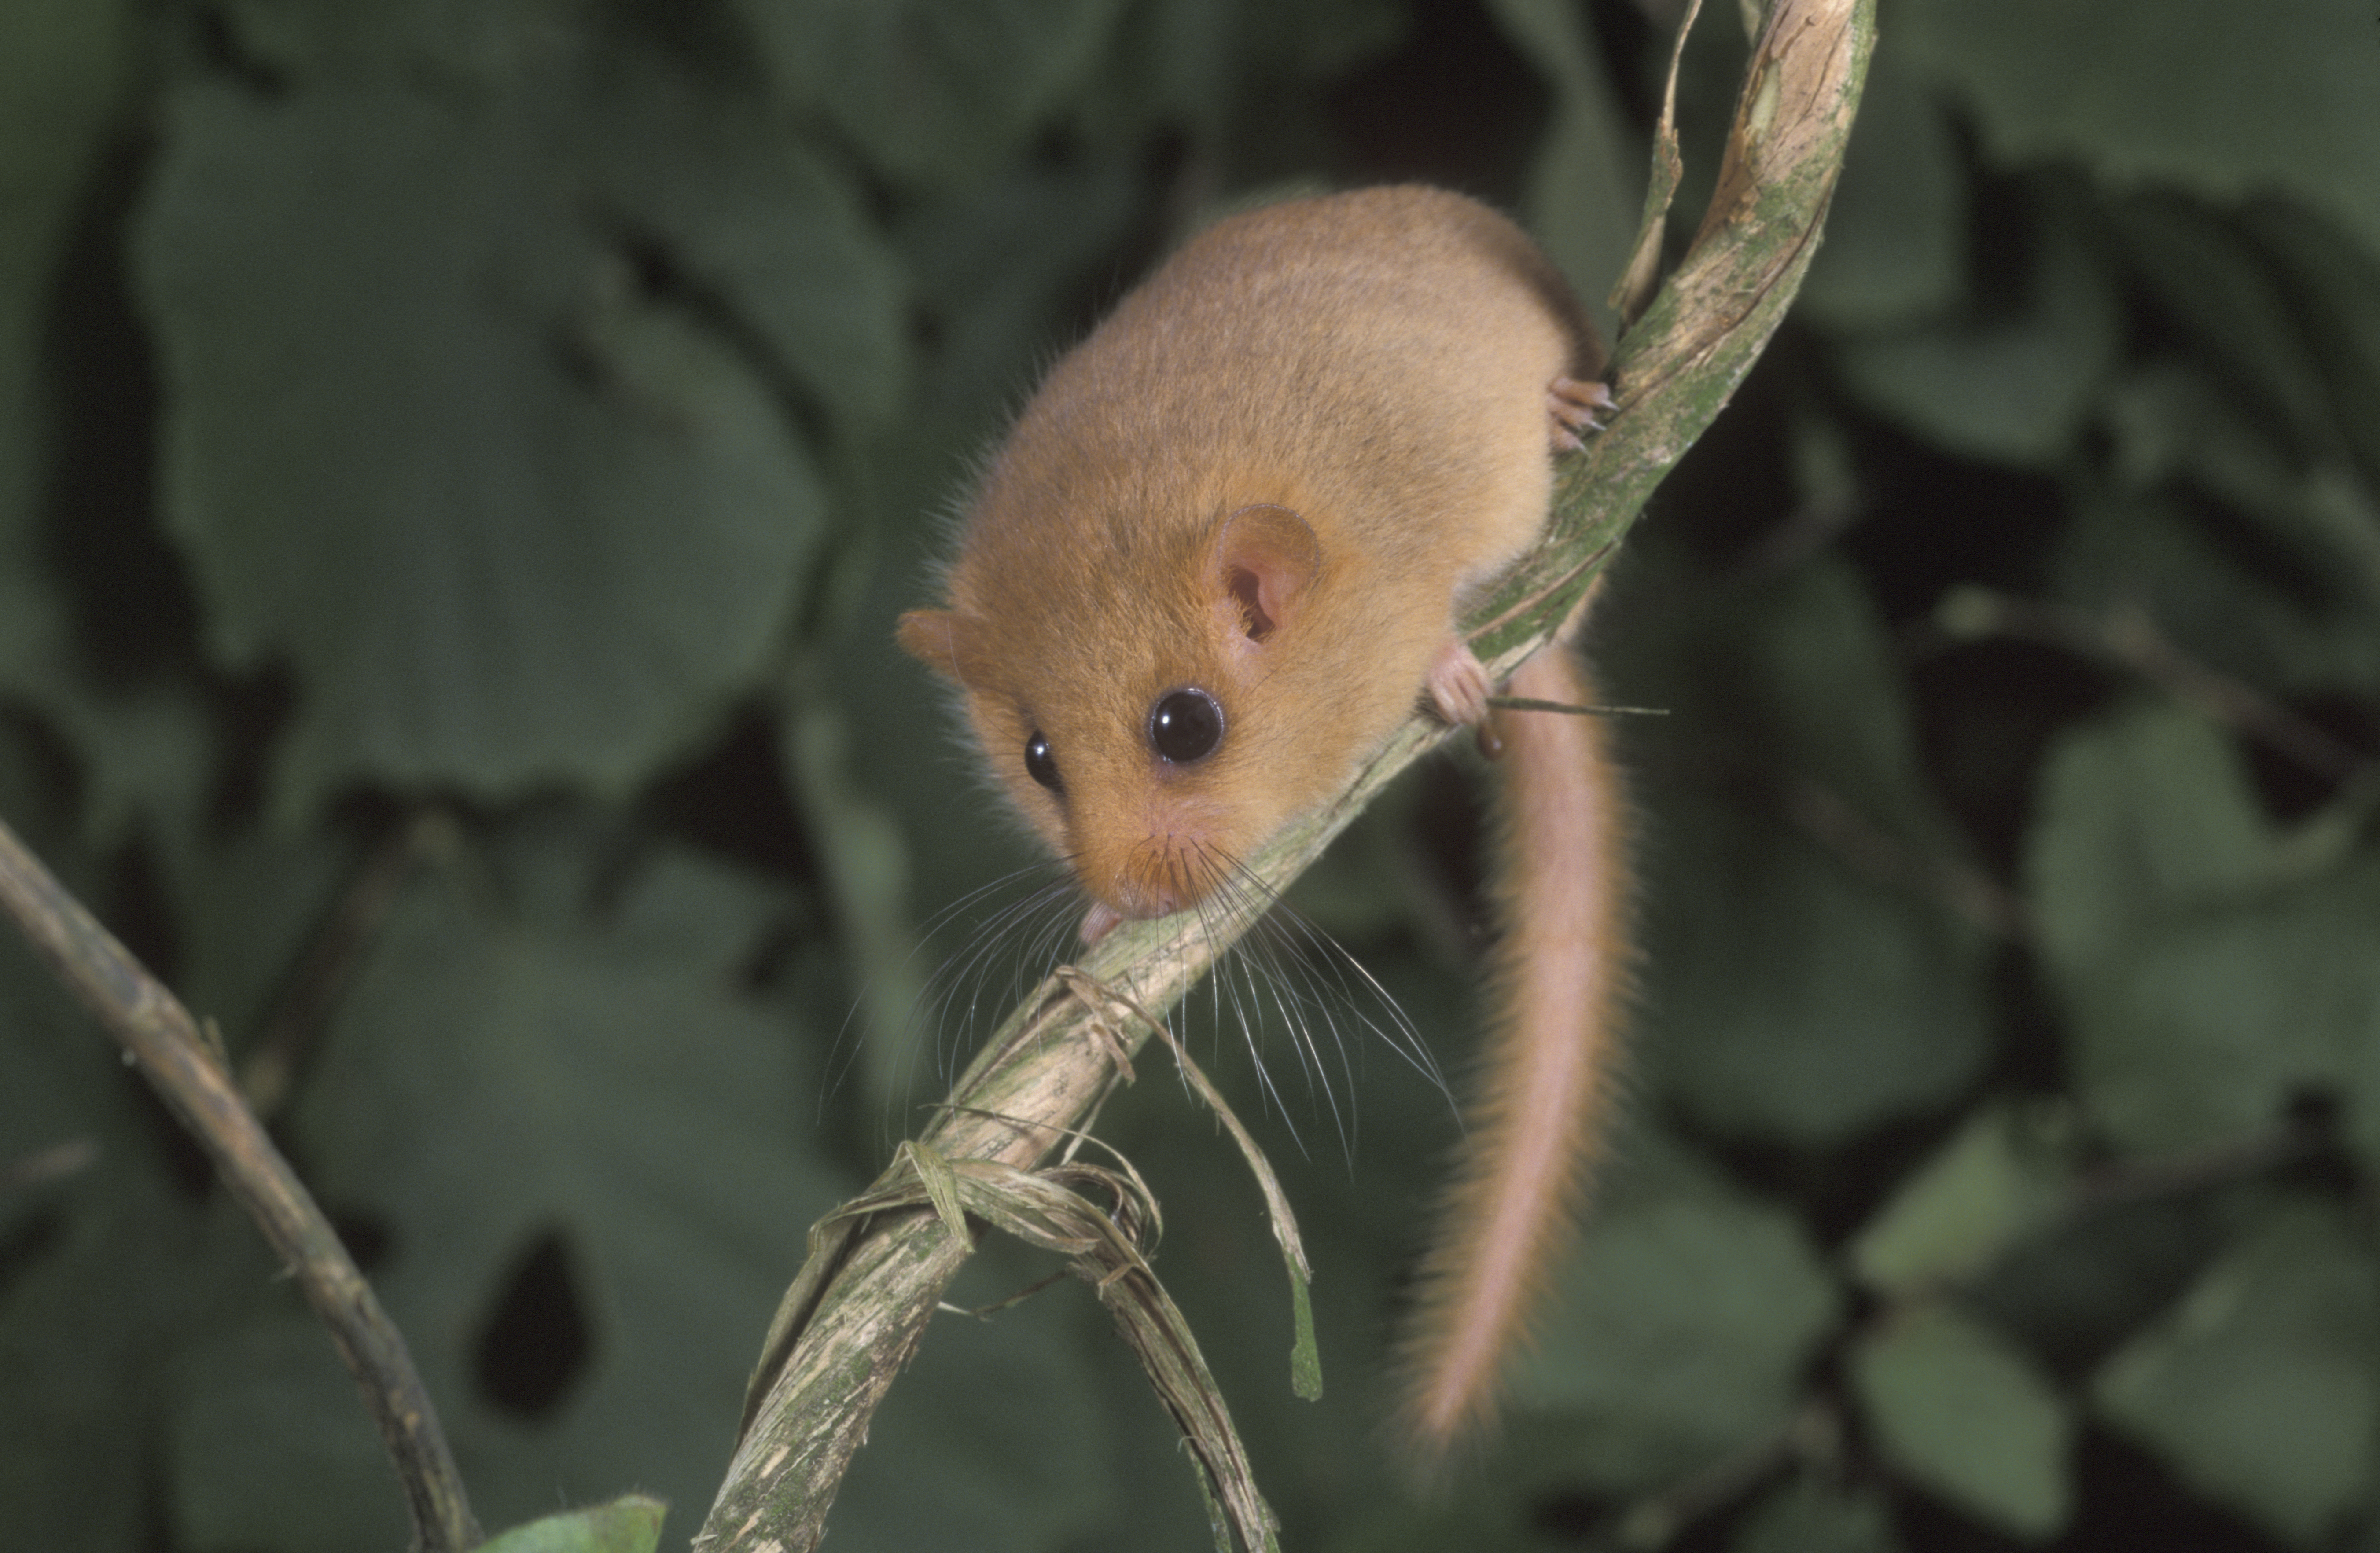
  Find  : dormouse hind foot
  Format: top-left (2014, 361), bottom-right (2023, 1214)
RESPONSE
top-left (1426, 635), bottom-right (1495, 728)
top-left (1548, 375), bottom-right (1618, 453)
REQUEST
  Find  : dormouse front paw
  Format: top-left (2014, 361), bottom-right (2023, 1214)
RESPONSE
top-left (1547, 375), bottom-right (1618, 453)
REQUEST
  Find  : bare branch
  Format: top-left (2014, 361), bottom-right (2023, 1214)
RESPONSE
top-left (0, 817), bottom-right (481, 1553)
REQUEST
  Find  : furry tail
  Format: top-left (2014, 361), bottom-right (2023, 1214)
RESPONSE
top-left (1398, 639), bottom-right (1632, 1459)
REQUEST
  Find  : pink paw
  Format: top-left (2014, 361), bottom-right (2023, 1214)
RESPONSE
top-left (1548, 375), bottom-right (1618, 452)
top-left (1426, 637), bottom-right (1494, 727)
top-left (1079, 901), bottom-right (1125, 946)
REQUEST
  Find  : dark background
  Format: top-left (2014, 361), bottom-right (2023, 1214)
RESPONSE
top-left (5, 0), bottom-right (2380, 1549)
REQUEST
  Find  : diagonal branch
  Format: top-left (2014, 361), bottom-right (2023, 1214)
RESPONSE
top-left (0, 817), bottom-right (481, 1553)
top-left (700, 1), bottom-right (1876, 1547)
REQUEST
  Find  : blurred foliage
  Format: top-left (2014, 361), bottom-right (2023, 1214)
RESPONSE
top-left (3, 0), bottom-right (2380, 1549)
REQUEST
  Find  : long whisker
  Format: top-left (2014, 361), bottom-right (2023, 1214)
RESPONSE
top-left (819, 859), bottom-right (1061, 1116)
top-left (1221, 850), bottom-right (1446, 1100)
top-left (876, 861), bottom-right (1081, 1148)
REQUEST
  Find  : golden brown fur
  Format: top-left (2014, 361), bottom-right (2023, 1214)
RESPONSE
top-left (898, 185), bottom-right (1628, 1459)
top-left (1398, 642), bottom-right (1632, 1453)
top-left (899, 187), bottom-right (1596, 917)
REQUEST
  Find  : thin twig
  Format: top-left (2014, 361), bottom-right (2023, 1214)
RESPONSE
top-left (241, 809), bottom-right (449, 1117)
top-left (0, 816), bottom-right (481, 1553)
top-left (1, 1136), bottom-right (101, 1196)
top-left (2057, 1122), bottom-right (2316, 1227)
top-left (1929, 588), bottom-right (2370, 783)
top-left (1782, 777), bottom-right (2029, 940)
top-left (1614, 1400), bottom-right (1841, 1549)
top-left (1486, 696), bottom-right (1671, 717)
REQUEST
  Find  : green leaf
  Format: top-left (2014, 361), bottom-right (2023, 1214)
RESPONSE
top-left (775, 672), bottom-right (926, 1111)
top-left (1633, 558), bottom-right (1996, 1146)
top-left (895, 159), bottom-right (1144, 430)
top-left (0, 0), bottom-right (216, 874)
top-left (1732, 1476), bottom-right (1904, 1553)
top-left (168, 1308), bottom-right (413, 1553)
top-left (589, 70), bottom-right (910, 430)
top-left (211, 0), bottom-right (585, 85)
top-left (2102, 196), bottom-right (2342, 462)
top-left (284, 833), bottom-right (850, 1536)
top-left (1834, 193), bottom-right (2121, 467)
top-left (2251, 203), bottom-right (2380, 494)
top-left (0, 1164), bottom-right (192, 1553)
top-left (2080, 209), bottom-right (2380, 635)
top-left (1511, 1139), bottom-right (1840, 1491)
top-left (2054, 484), bottom-right (2380, 700)
top-left (0, 936), bottom-right (198, 1553)
top-left (2091, 1199), bottom-right (2380, 1546)
top-left (2096, 362), bottom-right (2380, 615)
top-left (1850, 1301), bottom-right (2075, 1539)
top-left (134, 66), bottom-right (831, 815)
top-left (1237, 0), bottom-right (1413, 81)
top-left (2028, 702), bottom-right (2380, 1157)
top-left (1650, 796), bottom-right (1993, 1145)
top-left (0, 0), bottom-right (129, 694)
top-left (2086, 864), bottom-right (2380, 1160)
top-left (1797, 46), bottom-right (1968, 333)
top-left (1849, 1102), bottom-right (2075, 1297)
top-left (2027, 702), bottom-right (2272, 971)
top-left (481, 1496), bottom-right (667, 1553)
top-left (1896, 0), bottom-right (2380, 257)
top-left (1321, 1498), bottom-right (1544, 1553)
top-left (1481, 0), bottom-right (1639, 343)
top-left (42, 680), bottom-right (216, 866)
top-left (1743, 561), bottom-right (1951, 840)
top-left (165, 823), bottom-right (377, 1057)
top-left (728, 0), bottom-right (1131, 187)
top-left (215, 0), bottom-right (920, 435)
top-left (1287, 1263), bottom-right (1322, 1402)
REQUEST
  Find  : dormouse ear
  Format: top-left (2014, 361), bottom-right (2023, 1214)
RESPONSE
top-left (1211, 503), bottom-right (1321, 646)
top-left (895, 609), bottom-right (976, 683)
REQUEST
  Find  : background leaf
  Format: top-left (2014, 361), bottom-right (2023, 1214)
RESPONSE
top-left (0, 0), bottom-right (129, 695)
top-left (2091, 1199), bottom-right (2380, 1546)
top-left (2029, 702), bottom-right (2380, 1158)
top-left (6, 1), bottom-right (2380, 1547)
top-left (1833, 195), bottom-right (2122, 468)
top-left (134, 59), bottom-right (835, 814)
top-left (281, 833), bottom-right (849, 1540)
top-left (1850, 1301), bottom-right (2075, 1539)
top-left (1510, 1135), bottom-right (1841, 1491)
top-left (1897, 0), bottom-right (2380, 255)
top-left (728, 0), bottom-right (1132, 187)
top-left (1849, 1101), bottom-right (2075, 1297)
top-left (1733, 1477), bottom-right (1905, 1553)
top-left (1629, 557), bottom-right (1996, 1146)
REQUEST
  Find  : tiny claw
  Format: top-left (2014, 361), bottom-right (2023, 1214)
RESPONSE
top-left (1547, 375), bottom-right (1616, 451)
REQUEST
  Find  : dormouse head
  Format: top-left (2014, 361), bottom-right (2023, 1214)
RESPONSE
top-left (898, 502), bottom-right (1325, 930)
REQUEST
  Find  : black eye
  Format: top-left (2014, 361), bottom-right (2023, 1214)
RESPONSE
top-left (1149, 689), bottom-right (1224, 765)
top-left (1024, 730), bottom-right (1062, 793)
